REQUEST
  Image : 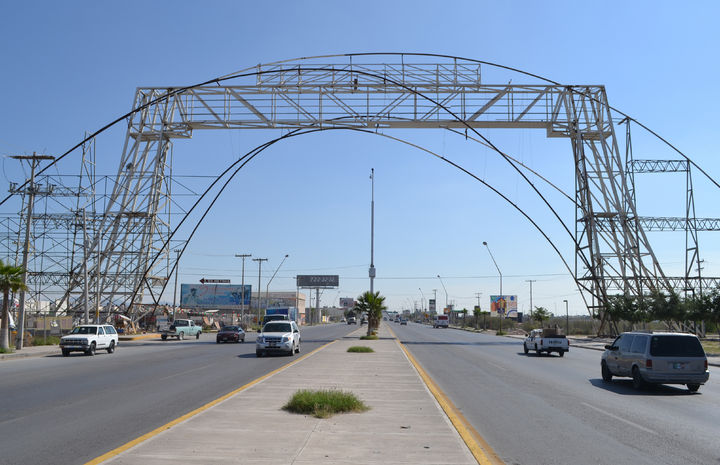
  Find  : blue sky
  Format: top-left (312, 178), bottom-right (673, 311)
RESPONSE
top-left (2, 1), bottom-right (719, 316)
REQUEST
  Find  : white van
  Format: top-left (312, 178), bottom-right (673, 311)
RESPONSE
top-left (434, 315), bottom-right (449, 328)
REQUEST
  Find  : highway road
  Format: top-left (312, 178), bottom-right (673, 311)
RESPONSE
top-left (0, 323), bottom-right (356, 465)
top-left (392, 322), bottom-right (720, 465)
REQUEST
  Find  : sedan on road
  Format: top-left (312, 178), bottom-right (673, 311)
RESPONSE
top-left (216, 326), bottom-right (245, 344)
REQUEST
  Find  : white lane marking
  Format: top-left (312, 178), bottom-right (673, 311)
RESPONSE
top-left (581, 402), bottom-right (659, 436)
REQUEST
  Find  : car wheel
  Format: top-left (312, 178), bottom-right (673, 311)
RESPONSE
top-left (216, 339), bottom-right (220, 344)
top-left (535, 345), bottom-right (541, 356)
top-left (86, 342), bottom-right (96, 356)
top-left (241, 336), bottom-right (245, 343)
top-left (687, 383), bottom-right (700, 393)
top-left (295, 342), bottom-right (300, 354)
top-left (178, 332), bottom-right (184, 341)
top-left (61, 349), bottom-right (69, 357)
top-left (601, 362), bottom-right (613, 382)
top-left (107, 341), bottom-right (115, 354)
top-left (523, 344), bottom-right (529, 355)
top-left (632, 367), bottom-right (645, 390)
top-left (196, 331), bottom-right (201, 339)
top-left (256, 350), bottom-right (263, 357)
top-left (161, 334), bottom-right (167, 341)
top-left (288, 343), bottom-right (295, 356)
top-left (558, 350), bottom-right (564, 357)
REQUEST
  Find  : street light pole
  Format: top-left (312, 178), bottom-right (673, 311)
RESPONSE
top-left (172, 249), bottom-right (181, 320)
top-left (252, 258), bottom-right (268, 325)
top-left (265, 254), bottom-right (289, 314)
top-left (418, 288), bottom-right (425, 313)
top-left (436, 275), bottom-right (448, 311)
top-left (563, 299), bottom-right (569, 335)
top-left (483, 241), bottom-right (503, 334)
top-left (235, 253), bottom-right (252, 322)
top-left (526, 279), bottom-right (536, 319)
top-left (369, 168), bottom-right (376, 294)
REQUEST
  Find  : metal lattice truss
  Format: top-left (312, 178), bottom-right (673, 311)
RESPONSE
top-left (20, 56), bottom-right (712, 323)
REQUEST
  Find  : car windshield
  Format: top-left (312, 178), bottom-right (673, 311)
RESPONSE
top-left (71, 326), bottom-right (97, 335)
top-left (221, 326), bottom-right (239, 332)
top-left (263, 322), bottom-right (292, 333)
top-left (649, 335), bottom-right (705, 357)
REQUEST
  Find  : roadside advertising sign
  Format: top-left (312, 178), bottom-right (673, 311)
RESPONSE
top-left (429, 299), bottom-right (436, 312)
top-left (180, 284), bottom-right (251, 309)
top-left (490, 295), bottom-right (518, 318)
top-left (339, 297), bottom-right (355, 308)
top-left (296, 275), bottom-right (339, 288)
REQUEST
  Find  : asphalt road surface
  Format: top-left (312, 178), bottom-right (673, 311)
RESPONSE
top-left (0, 323), bottom-right (356, 465)
top-left (392, 322), bottom-right (720, 465)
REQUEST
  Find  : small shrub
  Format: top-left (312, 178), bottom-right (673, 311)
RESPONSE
top-left (0, 347), bottom-right (14, 354)
top-left (283, 389), bottom-right (369, 418)
top-left (347, 346), bottom-right (374, 353)
top-left (495, 330), bottom-right (507, 336)
top-left (359, 334), bottom-right (378, 340)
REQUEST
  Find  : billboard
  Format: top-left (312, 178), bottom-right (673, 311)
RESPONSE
top-left (429, 299), bottom-right (436, 312)
top-left (297, 275), bottom-right (339, 288)
top-left (339, 297), bottom-right (355, 308)
top-left (490, 295), bottom-right (518, 318)
top-left (180, 284), bottom-right (251, 309)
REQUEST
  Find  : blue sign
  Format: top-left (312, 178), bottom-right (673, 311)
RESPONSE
top-left (180, 284), bottom-right (251, 309)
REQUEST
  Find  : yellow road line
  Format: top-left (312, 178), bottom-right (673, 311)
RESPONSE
top-left (85, 340), bottom-right (337, 465)
top-left (388, 325), bottom-right (504, 465)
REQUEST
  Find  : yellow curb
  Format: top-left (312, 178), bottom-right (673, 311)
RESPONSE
top-left (85, 339), bottom-right (337, 465)
top-left (388, 325), bottom-right (504, 465)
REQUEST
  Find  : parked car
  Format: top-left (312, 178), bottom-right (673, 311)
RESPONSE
top-left (216, 325), bottom-right (245, 343)
top-left (60, 324), bottom-right (119, 356)
top-left (601, 331), bottom-right (710, 392)
top-left (256, 320), bottom-right (301, 357)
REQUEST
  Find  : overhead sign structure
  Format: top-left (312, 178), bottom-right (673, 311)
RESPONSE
top-left (180, 284), bottom-right (251, 309)
top-left (296, 275), bottom-right (339, 288)
top-left (200, 278), bottom-right (231, 284)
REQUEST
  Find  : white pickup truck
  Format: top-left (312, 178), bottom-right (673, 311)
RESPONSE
top-left (523, 328), bottom-right (569, 357)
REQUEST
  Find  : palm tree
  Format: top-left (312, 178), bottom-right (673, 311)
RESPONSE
top-left (1, 259), bottom-right (27, 350)
top-left (354, 291), bottom-right (387, 336)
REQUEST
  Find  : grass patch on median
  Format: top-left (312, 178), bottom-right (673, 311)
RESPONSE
top-left (0, 347), bottom-right (14, 354)
top-left (359, 334), bottom-right (378, 340)
top-left (347, 346), bottom-right (374, 353)
top-left (283, 389), bottom-right (369, 418)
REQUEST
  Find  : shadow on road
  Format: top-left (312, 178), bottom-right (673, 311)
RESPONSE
top-left (516, 351), bottom-right (564, 358)
top-left (588, 378), bottom-right (698, 396)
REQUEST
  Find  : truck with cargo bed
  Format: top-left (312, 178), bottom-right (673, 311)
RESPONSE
top-left (523, 328), bottom-right (569, 357)
top-left (161, 319), bottom-right (202, 340)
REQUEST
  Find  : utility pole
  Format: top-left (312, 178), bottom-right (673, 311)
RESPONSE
top-left (418, 288), bottom-right (425, 312)
top-left (172, 249), bottom-right (181, 319)
top-left (475, 292), bottom-right (483, 308)
top-left (252, 258), bottom-right (267, 325)
top-left (235, 253), bottom-right (251, 322)
top-left (563, 300), bottom-right (569, 336)
top-left (436, 275), bottom-right (448, 310)
top-left (12, 153), bottom-right (55, 350)
top-left (525, 279), bottom-right (537, 319)
top-left (369, 168), bottom-right (376, 294)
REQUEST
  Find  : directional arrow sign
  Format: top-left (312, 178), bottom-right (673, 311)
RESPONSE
top-left (200, 278), bottom-right (231, 284)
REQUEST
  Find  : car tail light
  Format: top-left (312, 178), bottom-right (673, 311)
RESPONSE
top-left (645, 359), bottom-right (653, 368)
top-left (705, 360), bottom-right (708, 370)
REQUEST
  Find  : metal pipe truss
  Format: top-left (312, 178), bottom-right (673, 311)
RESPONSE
top-left (19, 56), bottom-right (712, 324)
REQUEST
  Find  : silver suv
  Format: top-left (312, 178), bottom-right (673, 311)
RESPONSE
top-left (601, 331), bottom-right (709, 392)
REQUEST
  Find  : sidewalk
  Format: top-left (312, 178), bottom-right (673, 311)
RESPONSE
top-left (91, 325), bottom-right (481, 465)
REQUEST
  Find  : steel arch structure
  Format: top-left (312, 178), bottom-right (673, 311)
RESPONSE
top-left (18, 53), bottom-right (716, 331)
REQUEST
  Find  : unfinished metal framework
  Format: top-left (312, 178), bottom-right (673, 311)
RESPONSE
top-left (5, 54), bottom-right (717, 327)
